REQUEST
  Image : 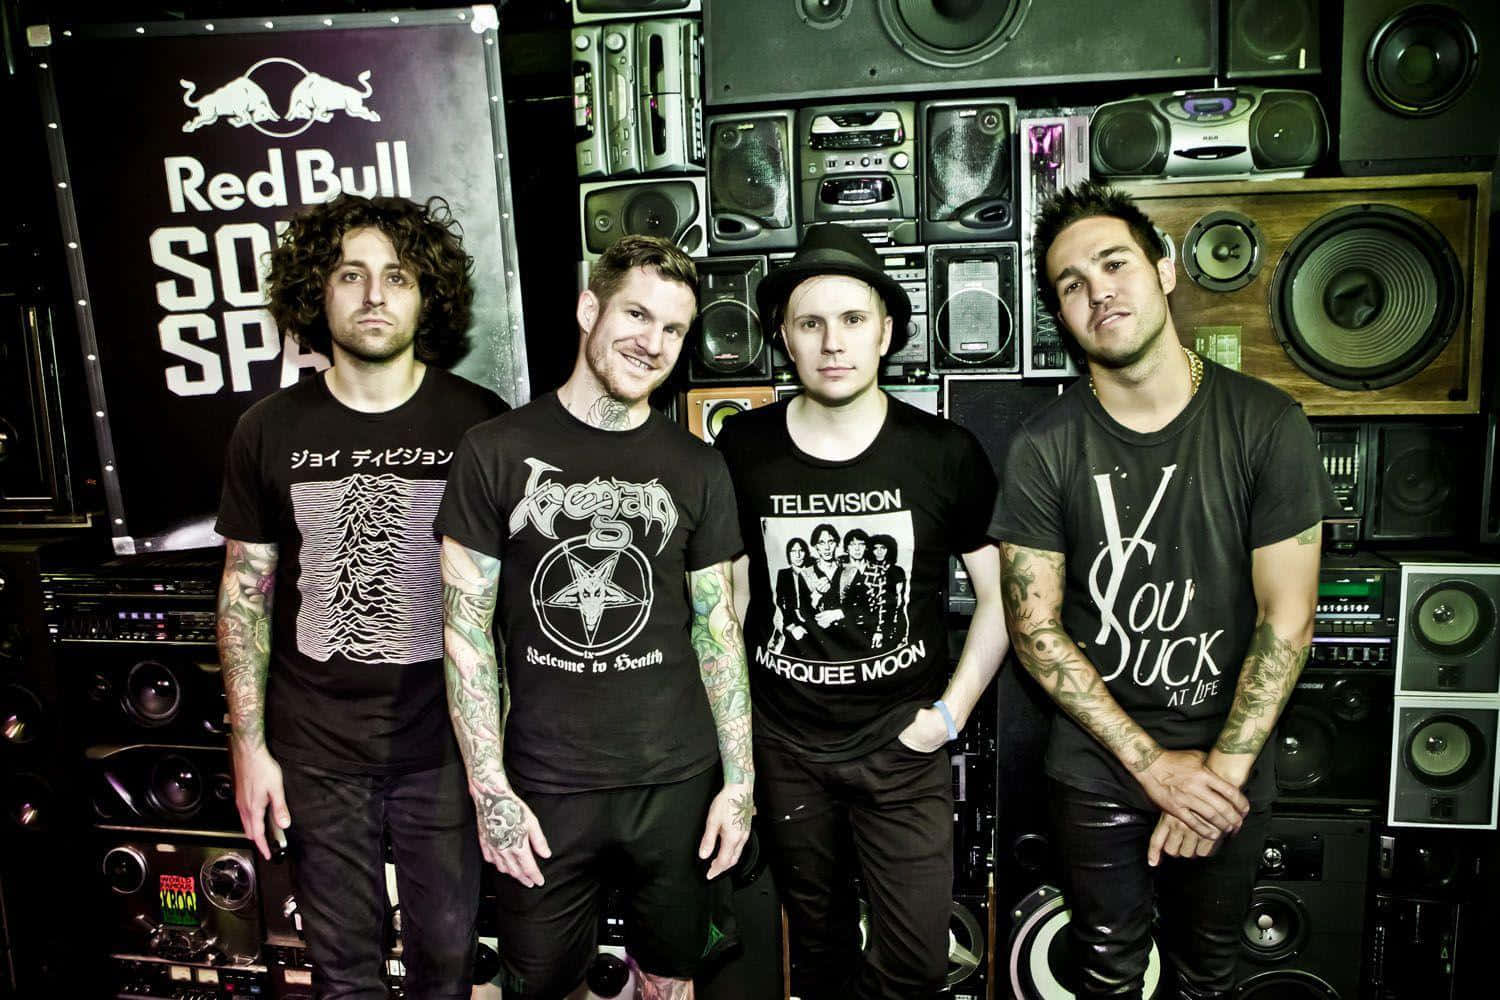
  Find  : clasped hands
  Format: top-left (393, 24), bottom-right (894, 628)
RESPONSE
top-left (1137, 749), bottom-right (1250, 867)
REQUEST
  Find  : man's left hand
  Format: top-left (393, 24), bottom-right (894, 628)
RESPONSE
top-left (897, 707), bottom-right (952, 753)
top-left (699, 780), bottom-right (754, 880)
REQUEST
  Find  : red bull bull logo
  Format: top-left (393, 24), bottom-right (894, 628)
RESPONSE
top-left (179, 58), bottom-right (380, 138)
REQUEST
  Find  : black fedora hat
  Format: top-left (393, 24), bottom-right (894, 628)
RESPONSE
top-left (755, 224), bottom-right (912, 356)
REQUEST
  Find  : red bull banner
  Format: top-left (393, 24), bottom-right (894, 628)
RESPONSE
top-left (31, 7), bottom-right (528, 554)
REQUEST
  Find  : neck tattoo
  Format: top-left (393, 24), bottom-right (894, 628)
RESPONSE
top-left (583, 395), bottom-right (632, 430)
top-left (1090, 345), bottom-right (1203, 401)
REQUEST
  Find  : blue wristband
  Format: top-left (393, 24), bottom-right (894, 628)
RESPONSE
top-left (932, 699), bottom-right (958, 742)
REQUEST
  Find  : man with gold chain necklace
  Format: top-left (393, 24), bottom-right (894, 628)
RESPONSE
top-left (992, 181), bottom-right (1339, 999)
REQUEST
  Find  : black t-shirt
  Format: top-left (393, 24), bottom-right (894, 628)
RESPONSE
top-left (715, 397), bottom-right (998, 761)
top-left (215, 367), bottom-right (508, 775)
top-left (434, 392), bottom-right (743, 794)
top-left (990, 360), bottom-right (1339, 808)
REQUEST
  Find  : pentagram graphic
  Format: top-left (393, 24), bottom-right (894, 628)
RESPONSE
top-left (530, 537), bottom-right (653, 656)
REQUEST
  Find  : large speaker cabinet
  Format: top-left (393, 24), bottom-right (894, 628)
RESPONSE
top-left (703, 0), bottom-right (1216, 106)
top-left (1122, 173), bottom-right (1490, 416)
top-left (1339, 0), bottom-right (1500, 175)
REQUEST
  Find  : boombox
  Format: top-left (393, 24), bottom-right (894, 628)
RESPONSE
top-left (1091, 86), bottom-right (1327, 180)
top-left (87, 743), bottom-right (239, 836)
top-left (798, 102), bottom-right (918, 245)
top-left (571, 0), bottom-right (701, 22)
top-left (572, 18), bottom-right (701, 177)
top-left (99, 838), bottom-right (261, 965)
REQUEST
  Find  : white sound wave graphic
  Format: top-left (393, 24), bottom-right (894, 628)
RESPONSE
top-left (290, 475), bottom-right (446, 664)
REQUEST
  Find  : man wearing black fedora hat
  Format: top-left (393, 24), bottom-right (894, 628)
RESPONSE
top-left (713, 223), bottom-right (1010, 998)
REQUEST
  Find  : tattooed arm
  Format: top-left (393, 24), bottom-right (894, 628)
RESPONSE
top-left (688, 560), bottom-right (755, 880)
top-left (1210, 523), bottom-right (1320, 775)
top-left (217, 539), bottom-right (287, 861)
top-left (1148, 523), bottom-right (1320, 864)
top-left (1000, 542), bottom-right (1249, 839)
top-left (441, 537), bottom-right (552, 887)
top-left (899, 543), bottom-right (1009, 751)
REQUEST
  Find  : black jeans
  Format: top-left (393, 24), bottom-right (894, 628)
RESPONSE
top-left (756, 736), bottom-right (954, 1000)
top-left (1048, 779), bottom-right (1271, 1000)
top-left (281, 758), bottom-right (481, 1000)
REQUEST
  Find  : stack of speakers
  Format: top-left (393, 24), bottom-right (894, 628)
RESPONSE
top-left (573, 1), bottom-right (708, 262)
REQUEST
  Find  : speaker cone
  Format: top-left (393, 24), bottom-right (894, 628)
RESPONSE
top-left (1276, 706), bottom-right (1335, 792)
top-left (1270, 204), bottom-right (1461, 390)
top-left (1412, 581), bottom-right (1495, 655)
top-left (1184, 211), bottom-right (1263, 292)
top-left (798, 0), bottom-right (852, 28)
top-left (624, 190), bottom-right (681, 240)
top-left (124, 660), bottom-right (182, 727)
top-left (146, 753), bottom-right (204, 818)
top-left (877, 0), bottom-right (1030, 67)
top-left (2, 772), bottom-right (53, 832)
top-left (1240, 885), bottom-right (1308, 963)
top-left (1366, 5), bottom-right (1481, 117)
top-left (1405, 715), bottom-right (1482, 786)
top-left (1235, 970), bottom-right (1339, 998)
top-left (698, 302), bottom-right (763, 375)
top-left (703, 400), bottom-right (748, 440)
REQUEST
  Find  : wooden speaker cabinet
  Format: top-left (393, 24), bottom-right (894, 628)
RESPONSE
top-left (1121, 173), bottom-right (1490, 416)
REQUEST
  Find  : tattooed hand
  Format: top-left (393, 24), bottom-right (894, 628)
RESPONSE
top-left (472, 779), bottom-right (551, 887)
top-left (699, 780), bottom-right (754, 880)
top-left (1136, 748), bottom-right (1249, 840)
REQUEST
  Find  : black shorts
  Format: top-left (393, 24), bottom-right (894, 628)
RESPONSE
top-left (491, 766), bottom-right (735, 999)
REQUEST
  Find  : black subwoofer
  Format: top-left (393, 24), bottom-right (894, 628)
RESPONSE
top-left (1226, 0), bottom-right (1322, 78)
top-left (1275, 668), bottom-right (1394, 809)
top-left (707, 111), bottom-right (797, 252)
top-left (1235, 815), bottom-right (1369, 998)
top-left (1340, 1), bottom-right (1500, 173)
top-left (580, 177), bottom-right (706, 260)
top-left (1269, 204), bottom-right (1462, 391)
top-left (688, 256), bottom-right (769, 384)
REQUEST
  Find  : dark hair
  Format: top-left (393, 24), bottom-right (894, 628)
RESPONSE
top-left (844, 528), bottom-right (870, 550)
top-left (811, 523), bottom-right (840, 547)
top-left (265, 194), bottom-right (474, 368)
top-left (786, 537), bottom-right (809, 561)
top-left (1032, 179), bottom-right (1168, 319)
top-left (588, 235), bottom-right (698, 307)
top-left (870, 534), bottom-right (898, 564)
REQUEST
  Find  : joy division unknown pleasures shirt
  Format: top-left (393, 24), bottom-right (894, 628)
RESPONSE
top-left (990, 360), bottom-right (1339, 808)
top-left (215, 367), bottom-right (508, 774)
top-left (434, 392), bottom-right (743, 794)
top-left (715, 397), bottom-right (998, 761)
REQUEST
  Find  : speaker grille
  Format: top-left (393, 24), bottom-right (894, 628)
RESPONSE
top-left (709, 118), bottom-right (792, 226)
top-left (1250, 93), bottom-right (1327, 169)
top-left (1091, 102), bottom-right (1169, 176)
top-left (926, 104), bottom-right (1012, 225)
top-left (1231, 0), bottom-right (1319, 73)
top-left (1270, 204), bottom-right (1462, 390)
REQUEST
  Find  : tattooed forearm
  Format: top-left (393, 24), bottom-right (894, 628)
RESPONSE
top-left (584, 395), bottom-right (631, 430)
top-left (217, 540), bottom-right (278, 753)
top-left (1214, 621), bottom-right (1309, 755)
top-left (1295, 523), bottom-right (1321, 546)
top-left (440, 538), bottom-right (519, 844)
top-left (1000, 543), bottom-right (1162, 773)
top-left (689, 562), bottom-right (754, 789)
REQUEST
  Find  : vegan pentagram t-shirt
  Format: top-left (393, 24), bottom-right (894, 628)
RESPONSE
top-left (990, 360), bottom-right (1339, 808)
top-left (434, 392), bottom-right (743, 794)
top-left (215, 367), bottom-right (509, 774)
top-left (715, 396), bottom-right (998, 761)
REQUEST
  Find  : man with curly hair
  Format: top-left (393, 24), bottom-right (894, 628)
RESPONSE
top-left (215, 194), bottom-right (508, 999)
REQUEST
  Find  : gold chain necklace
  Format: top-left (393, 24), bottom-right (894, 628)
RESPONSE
top-left (1090, 346), bottom-right (1203, 400)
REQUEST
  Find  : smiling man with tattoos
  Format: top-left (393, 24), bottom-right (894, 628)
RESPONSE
top-left (992, 182), bottom-right (1338, 1000)
top-left (435, 235), bottom-right (752, 1000)
top-left (216, 195), bottom-right (508, 999)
